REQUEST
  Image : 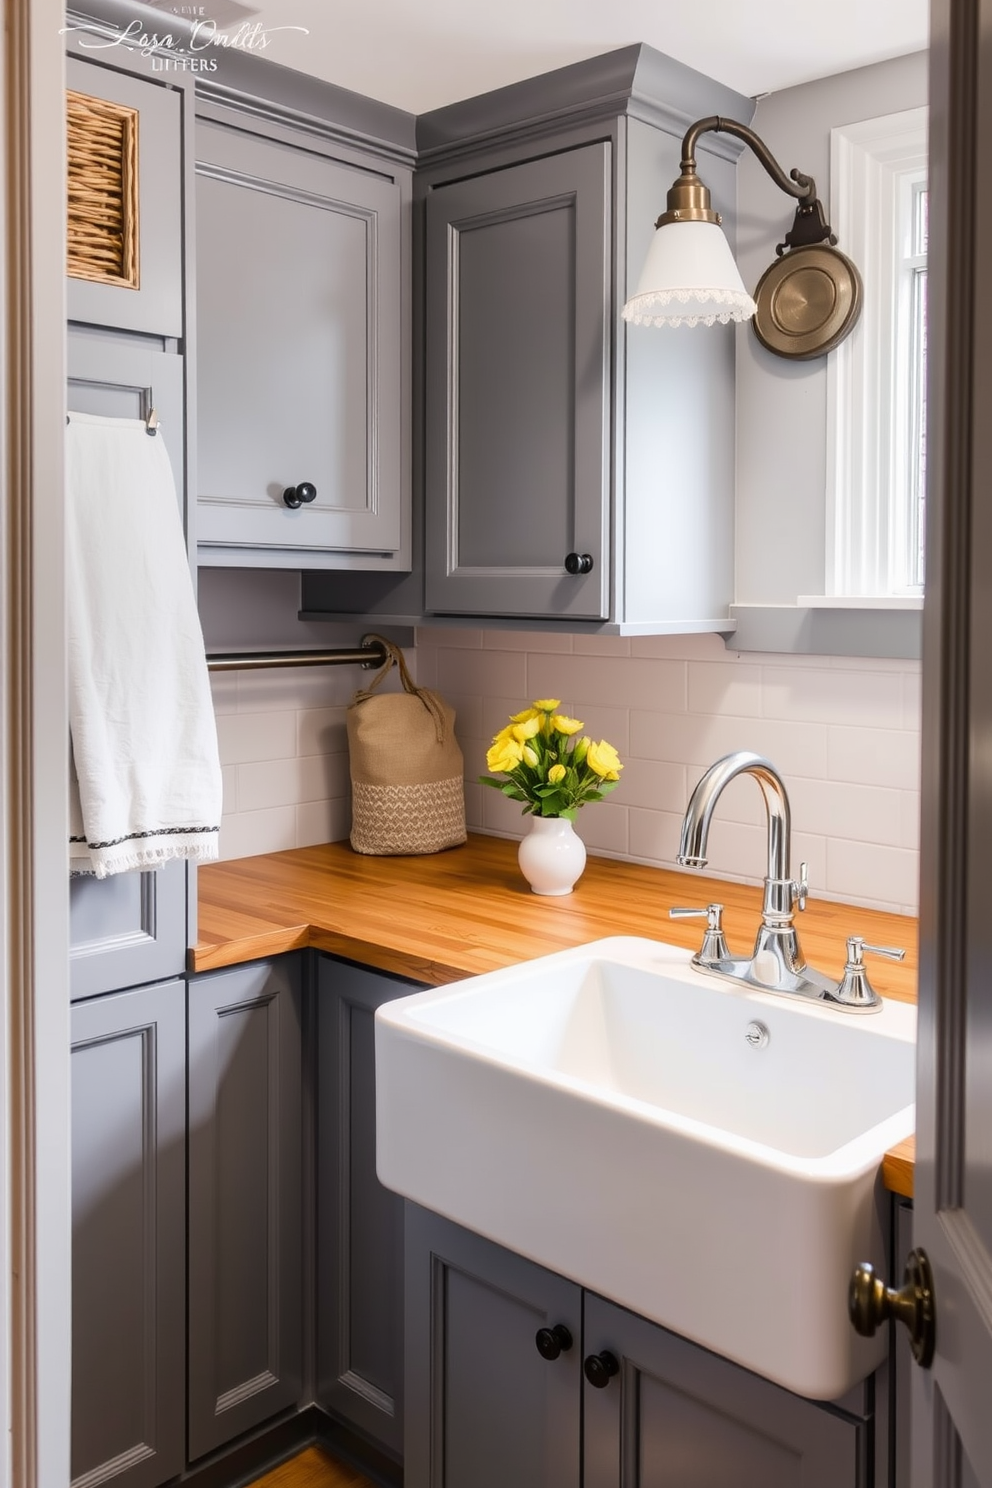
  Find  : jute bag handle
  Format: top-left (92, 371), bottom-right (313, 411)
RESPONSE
top-left (353, 636), bottom-right (448, 744)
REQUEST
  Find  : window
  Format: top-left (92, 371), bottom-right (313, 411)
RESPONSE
top-left (825, 107), bottom-right (928, 599)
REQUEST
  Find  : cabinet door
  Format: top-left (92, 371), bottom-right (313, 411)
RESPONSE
top-left (187, 957), bottom-right (304, 1460)
top-left (583, 1293), bottom-right (864, 1488)
top-left (67, 332), bottom-right (189, 999)
top-left (71, 980), bottom-right (185, 1488)
top-left (425, 143), bottom-right (611, 619)
top-left (66, 57), bottom-right (184, 338)
top-left (405, 1206), bottom-right (581, 1488)
top-left (195, 117), bottom-right (406, 566)
top-left (315, 958), bottom-right (420, 1455)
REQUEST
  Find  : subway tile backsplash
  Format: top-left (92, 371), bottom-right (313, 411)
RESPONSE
top-left (213, 629), bottom-right (922, 916)
top-left (415, 629), bottom-right (922, 916)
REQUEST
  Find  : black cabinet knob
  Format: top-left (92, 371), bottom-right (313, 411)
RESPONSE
top-left (535, 1324), bottom-right (573, 1361)
top-left (583, 1350), bottom-right (620, 1388)
top-left (564, 552), bottom-right (594, 575)
top-left (283, 482), bottom-right (317, 509)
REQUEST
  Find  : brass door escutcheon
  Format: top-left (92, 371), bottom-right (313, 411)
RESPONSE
top-left (849, 1247), bottom-right (936, 1367)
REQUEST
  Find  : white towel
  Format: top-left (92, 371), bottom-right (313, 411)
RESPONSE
top-left (67, 411), bottom-right (222, 877)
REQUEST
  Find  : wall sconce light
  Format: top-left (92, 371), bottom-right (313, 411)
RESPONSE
top-left (622, 115), bottom-right (862, 360)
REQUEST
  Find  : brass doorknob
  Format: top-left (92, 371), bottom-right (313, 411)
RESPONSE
top-left (849, 1247), bottom-right (935, 1367)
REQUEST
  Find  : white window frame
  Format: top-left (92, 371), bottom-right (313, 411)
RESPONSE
top-left (825, 106), bottom-right (928, 598)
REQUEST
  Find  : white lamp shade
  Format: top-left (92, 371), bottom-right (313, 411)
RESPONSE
top-left (622, 219), bottom-right (757, 328)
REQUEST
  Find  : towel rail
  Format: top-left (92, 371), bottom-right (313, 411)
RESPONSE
top-left (206, 637), bottom-right (388, 673)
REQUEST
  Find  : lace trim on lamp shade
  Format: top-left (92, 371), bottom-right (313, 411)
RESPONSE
top-left (622, 286), bottom-right (758, 328)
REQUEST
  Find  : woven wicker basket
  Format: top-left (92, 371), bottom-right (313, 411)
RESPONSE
top-left (67, 89), bottom-right (139, 288)
top-left (347, 638), bottom-right (466, 856)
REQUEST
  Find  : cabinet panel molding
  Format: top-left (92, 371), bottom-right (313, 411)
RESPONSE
top-left (425, 143), bottom-right (611, 620)
top-left (187, 957), bottom-right (304, 1460)
top-left (70, 980), bottom-right (185, 1488)
top-left (316, 957), bottom-right (420, 1455)
top-left (405, 1206), bottom-right (582, 1488)
top-left (194, 116), bottom-right (410, 569)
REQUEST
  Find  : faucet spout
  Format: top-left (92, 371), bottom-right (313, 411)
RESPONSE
top-left (678, 751), bottom-right (792, 884)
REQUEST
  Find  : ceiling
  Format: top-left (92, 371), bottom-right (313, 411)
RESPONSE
top-left (222, 0), bottom-right (929, 115)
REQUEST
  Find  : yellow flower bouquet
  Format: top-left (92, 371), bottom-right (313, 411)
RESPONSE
top-left (480, 699), bottom-right (623, 820)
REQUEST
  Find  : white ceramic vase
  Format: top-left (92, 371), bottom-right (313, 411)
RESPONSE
top-left (517, 815), bottom-right (587, 896)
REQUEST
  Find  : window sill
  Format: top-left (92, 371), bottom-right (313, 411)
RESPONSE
top-left (797, 595), bottom-right (924, 611)
top-left (728, 603), bottom-right (922, 659)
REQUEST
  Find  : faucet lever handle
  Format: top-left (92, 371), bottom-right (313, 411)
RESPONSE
top-left (826, 936), bottom-right (906, 1012)
top-left (669, 904), bottom-right (729, 966)
top-left (855, 938), bottom-right (906, 962)
top-left (793, 861), bottom-right (809, 912)
top-left (670, 903), bottom-right (723, 928)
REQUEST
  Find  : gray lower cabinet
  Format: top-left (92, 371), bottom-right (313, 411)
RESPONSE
top-left (194, 107), bottom-right (410, 570)
top-left (315, 956), bottom-right (422, 1456)
top-left (187, 957), bottom-right (304, 1461)
top-left (407, 1208), bottom-right (864, 1488)
top-left (584, 1292), bottom-right (864, 1488)
top-left (404, 1206), bottom-right (583, 1488)
top-left (71, 978), bottom-right (186, 1488)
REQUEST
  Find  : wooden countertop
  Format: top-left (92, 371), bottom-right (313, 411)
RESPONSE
top-left (194, 833), bottom-right (917, 1197)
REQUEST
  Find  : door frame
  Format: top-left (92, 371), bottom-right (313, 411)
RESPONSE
top-left (1, 5), bottom-right (72, 1485)
top-left (913, 0), bottom-right (992, 1480)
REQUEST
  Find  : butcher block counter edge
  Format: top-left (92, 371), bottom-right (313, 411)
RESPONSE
top-left (193, 834), bottom-right (917, 1198)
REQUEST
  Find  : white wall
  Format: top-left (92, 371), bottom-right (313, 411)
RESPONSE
top-left (735, 50), bottom-right (929, 603)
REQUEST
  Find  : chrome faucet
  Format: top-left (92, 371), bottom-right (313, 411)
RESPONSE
top-left (671, 751), bottom-right (900, 1010)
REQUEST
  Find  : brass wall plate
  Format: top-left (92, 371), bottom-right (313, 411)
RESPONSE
top-left (752, 244), bottom-right (862, 360)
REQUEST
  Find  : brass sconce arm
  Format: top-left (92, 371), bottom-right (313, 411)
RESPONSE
top-left (660, 115), bottom-right (838, 258)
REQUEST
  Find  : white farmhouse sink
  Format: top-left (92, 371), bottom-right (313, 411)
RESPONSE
top-left (375, 935), bottom-right (915, 1400)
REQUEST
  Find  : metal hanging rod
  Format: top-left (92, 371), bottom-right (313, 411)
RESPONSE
top-left (206, 637), bottom-right (388, 673)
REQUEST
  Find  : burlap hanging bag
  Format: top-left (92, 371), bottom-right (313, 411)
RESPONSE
top-left (347, 637), bottom-right (467, 855)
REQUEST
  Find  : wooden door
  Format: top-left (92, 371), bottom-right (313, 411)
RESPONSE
top-left (911, 0), bottom-right (992, 1481)
top-left (424, 143), bottom-right (611, 620)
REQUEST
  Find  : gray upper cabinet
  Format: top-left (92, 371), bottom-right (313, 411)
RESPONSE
top-left (187, 957), bottom-right (304, 1460)
top-left (416, 47), bottom-right (753, 633)
top-left (194, 109), bottom-right (411, 570)
top-left (425, 145), bottom-right (611, 620)
top-left (71, 979), bottom-right (186, 1488)
top-left (66, 56), bottom-right (184, 339)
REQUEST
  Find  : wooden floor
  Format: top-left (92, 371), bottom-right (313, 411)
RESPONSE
top-left (248, 1445), bottom-right (378, 1488)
